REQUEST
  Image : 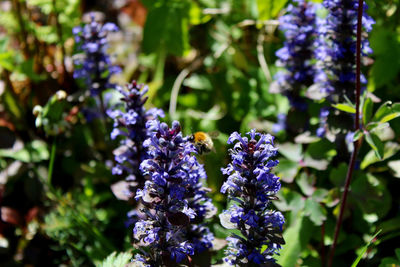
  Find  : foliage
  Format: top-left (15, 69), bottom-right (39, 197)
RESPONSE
top-left (1, 0), bottom-right (400, 266)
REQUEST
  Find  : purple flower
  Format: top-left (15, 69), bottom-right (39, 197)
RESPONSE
top-left (108, 81), bottom-right (164, 201)
top-left (220, 130), bottom-right (285, 265)
top-left (316, 107), bottom-right (330, 137)
top-left (314, 0), bottom-right (375, 101)
top-left (133, 120), bottom-right (216, 265)
top-left (73, 14), bottom-right (121, 96)
top-left (274, 0), bottom-right (318, 111)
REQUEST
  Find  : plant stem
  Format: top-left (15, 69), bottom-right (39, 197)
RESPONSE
top-left (328, 1), bottom-right (364, 266)
top-left (48, 137), bottom-right (57, 187)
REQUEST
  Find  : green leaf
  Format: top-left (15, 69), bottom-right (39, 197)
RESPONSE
top-left (366, 122), bottom-right (389, 133)
top-left (279, 143), bottom-right (303, 162)
top-left (353, 130), bottom-right (364, 141)
top-left (332, 103), bottom-right (356, 113)
top-left (142, 2), bottom-right (190, 56)
top-left (304, 198), bottom-right (326, 226)
top-left (296, 173), bottom-right (315, 196)
top-left (275, 159), bottom-right (299, 183)
top-left (276, 213), bottom-right (313, 267)
top-left (351, 230), bottom-right (381, 267)
top-left (396, 248), bottom-right (400, 261)
top-left (183, 74), bottom-right (212, 90)
top-left (0, 51), bottom-right (14, 71)
top-left (365, 132), bottom-right (384, 160)
top-left (361, 142), bottom-right (400, 169)
top-left (257, 0), bottom-right (288, 21)
top-left (363, 97), bottom-right (373, 125)
top-left (373, 102), bottom-right (400, 123)
top-left (0, 140), bottom-right (49, 162)
top-left (96, 251), bottom-right (132, 267)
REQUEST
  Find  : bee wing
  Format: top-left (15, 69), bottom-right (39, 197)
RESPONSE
top-left (208, 130), bottom-right (220, 138)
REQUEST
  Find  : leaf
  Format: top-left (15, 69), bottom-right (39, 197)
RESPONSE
top-left (365, 132), bottom-right (384, 160)
top-left (142, 2), bottom-right (190, 56)
top-left (373, 102), bottom-right (400, 123)
top-left (183, 74), bottom-right (212, 90)
top-left (366, 122), bottom-right (390, 133)
top-left (276, 213), bottom-right (312, 267)
top-left (0, 140), bottom-right (49, 162)
top-left (363, 97), bottom-right (373, 125)
top-left (351, 230), bottom-right (381, 267)
top-left (257, 0), bottom-right (289, 21)
top-left (332, 103), bottom-right (356, 113)
top-left (302, 156), bottom-right (329, 170)
top-left (278, 143), bottom-right (303, 162)
top-left (361, 142), bottom-right (400, 169)
top-left (275, 159), bottom-right (299, 183)
top-left (304, 198), bottom-right (326, 226)
top-left (294, 131), bottom-right (320, 144)
top-left (388, 160), bottom-right (400, 178)
top-left (296, 173), bottom-right (315, 196)
top-left (0, 51), bottom-right (14, 71)
top-left (96, 251), bottom-right (132, 267)
top-left (306, 139), bottom-right (336, 160)
top-left (353, 130), bottom-right (364, 141)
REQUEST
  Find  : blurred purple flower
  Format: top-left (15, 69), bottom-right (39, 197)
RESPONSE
top-left (314, 0), bottom-right (375, 100)
top-left (73, 14), bottom-right (121, 96)
top-left (275, 0), bottom-right (318, 110)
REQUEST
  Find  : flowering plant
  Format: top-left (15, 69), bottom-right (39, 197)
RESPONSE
top-left (220, 130), bottom-right (284, 265)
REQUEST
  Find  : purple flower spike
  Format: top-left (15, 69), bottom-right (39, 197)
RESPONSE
top-left (108, 81), bottom-right (164, 199)
top-left (274, 0), bottom-right (318, 111)
top-left (314, 0), bottom-right (375, 101)
top-left (132, 120), bottom-right (216, 265)
top-left (220, 130), bottom-right (285, 265)
top-left (73, 14), bottom-right (121, 96)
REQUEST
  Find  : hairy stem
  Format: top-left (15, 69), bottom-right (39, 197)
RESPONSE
top-left (328, 0), bottom-right (364, 265)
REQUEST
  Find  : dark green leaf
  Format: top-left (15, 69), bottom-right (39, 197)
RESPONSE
top-left (363, 97), bottom-right (373, 125)
top-left (142, 2), bottom-right (189, 56)
top-left (365, 132), bottom-right (384, 160)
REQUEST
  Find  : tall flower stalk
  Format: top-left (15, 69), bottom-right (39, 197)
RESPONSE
top-left (220, 130), bottom-right (284, 266)
top-left (132, 120), bottom-right (216, 265)
top-left (107, 81), bottom-right (164, 199)
top-left (274, 0), bottom-right (318, 111)
top-left (314, 0), bottom-right (374, 101)
top-left (73, 14), bottom-right (121, 98)
top-left (328, 0), bottom-right (367, 265)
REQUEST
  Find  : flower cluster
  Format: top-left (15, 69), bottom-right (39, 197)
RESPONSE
top-left (73, 14), bottom-right (121, 96)
top-left (220, 130), bottom-right (284, 265)
top-left (132, 120), bottom-right (216, 265)
top-left (107, 81), bottom-right (164, 199)
top-left (314, 0), bottom-right (374, 101)
top-left (274, 0), bottom-right (318, 111)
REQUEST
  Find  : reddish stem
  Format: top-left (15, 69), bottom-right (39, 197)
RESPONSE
top-left (327, 0), bottom-right (364, 266)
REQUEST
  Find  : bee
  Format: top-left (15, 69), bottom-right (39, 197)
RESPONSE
top-left (189, 131), bottom-right (219, 155)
